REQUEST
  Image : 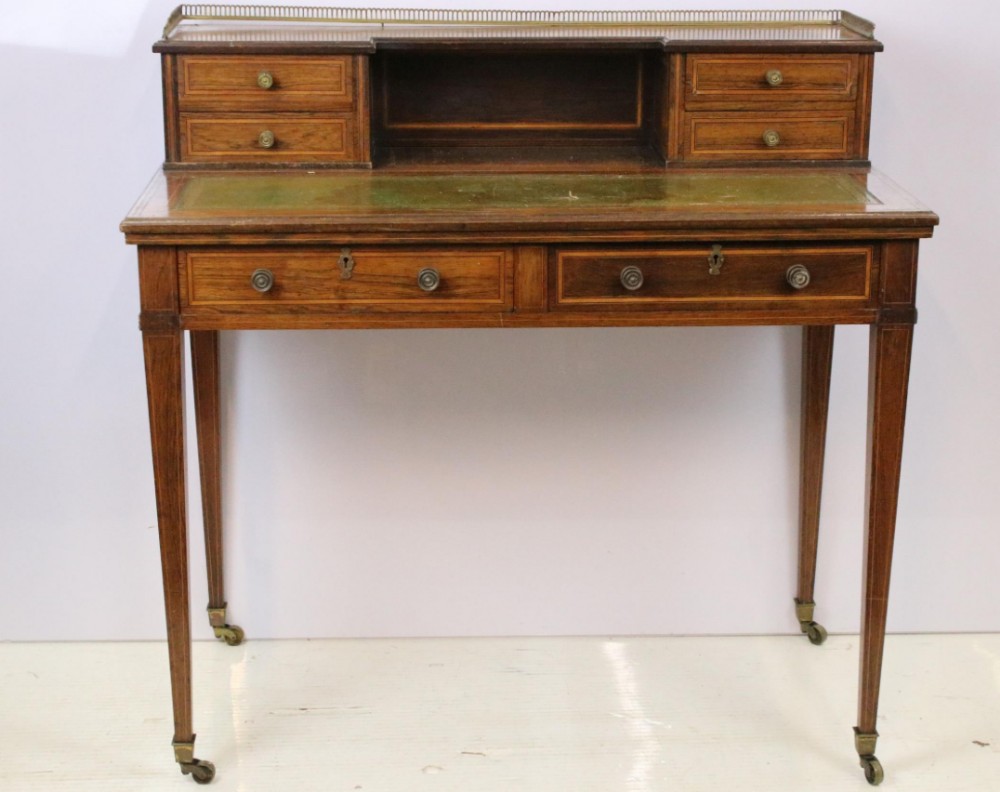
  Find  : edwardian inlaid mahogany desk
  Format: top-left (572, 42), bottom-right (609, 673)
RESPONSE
top-left (121, 6), bottom-right (938, 785)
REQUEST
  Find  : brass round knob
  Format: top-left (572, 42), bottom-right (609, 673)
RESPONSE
top-left (257, 71), bottom-right (274, 89)
top-left (786, 264), bottom-right (811, 290)
top-left (258, 130), bottom-right (275, 149)
top-left (250, 268), bottom-right (275, 293)
top-left (417, 268), bottom-right (441, 292)
top-left (620, 265), bottom-right (644, 291)
top-left (762, 129), bottom-right (781, 148)
top-left (766, 69), bottom-right (784, 87)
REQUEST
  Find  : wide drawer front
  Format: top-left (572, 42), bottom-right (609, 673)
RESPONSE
top-left (684, 112), bottom-right (853, 160)
top-left (181, 248), bottom-right (514, 312)
top-left (177, 55), bottom-right (355, 111)
top-left (179, 114), bottom-right (359, 163)
top-left (686, 55), bottom-right (858, 106)
top-left (552, 246), bottom-right (873, 309)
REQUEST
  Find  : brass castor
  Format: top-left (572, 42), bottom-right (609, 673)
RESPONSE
top-left (805, 621), bottom-right (828, 646)
top-left (794, 599), bottom-right (828, 645)
top-left (180, 758), bottom-right (216, 784)
top-left (860, 755), bottom-right (884, 786)
top-left (208, 606), bottom-right (245, 646)
top-left (213, 624), bottom-right (245, 646)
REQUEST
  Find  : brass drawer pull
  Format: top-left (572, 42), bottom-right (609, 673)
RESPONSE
top-left (258, 130), bottom-right (276, 149)
top-left (250, 268), bottom-right (275, 293)
top-left (786, 264), bottom-right (811, 289)
top-left (620, 265), bottom-right (644, 291)
top-left (762, 129), bottom-right (781, 148)
top-left (765, 69), bottom-right (784, 87)
top-left (417, 267), bottom-right (441, 292)
top-left (257, 71), bottom-right (274, 89)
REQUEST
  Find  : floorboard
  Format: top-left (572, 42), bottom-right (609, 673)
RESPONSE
top-left (1, 634), bottom-right (997, 790)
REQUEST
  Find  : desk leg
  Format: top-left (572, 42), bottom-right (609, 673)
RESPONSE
top-left (854, 320), bottom-right (914, 787)
top-left (140, 249), bottom-right (215, 784)
top-left (191, 330), bottom-right (244, 647)
top-left (795, 325), bottom-right (834, 645)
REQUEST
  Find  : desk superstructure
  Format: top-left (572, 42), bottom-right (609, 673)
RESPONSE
top-left (122, 6), bottom-right (938, 785)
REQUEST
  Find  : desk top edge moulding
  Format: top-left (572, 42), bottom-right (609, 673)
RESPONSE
top-left (122, 5), bottom-right (937, 786)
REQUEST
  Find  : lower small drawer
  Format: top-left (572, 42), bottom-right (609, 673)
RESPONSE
top-left (181, 247), bottom-right (513, 313)
top-left (552, 245), bottom-right (873, 310)
top-left (683, 111), bottom-right (855, 160)
top-left (178, 113), bottom-right (360, 163)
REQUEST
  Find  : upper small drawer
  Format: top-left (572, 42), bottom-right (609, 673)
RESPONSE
top-left (685, 55), bottom-right (858, 107)
top-left (177, 56), bottom-right (355, 111)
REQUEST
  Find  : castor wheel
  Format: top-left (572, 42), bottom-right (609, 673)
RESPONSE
top-left (794, 600), bottom-right (827, 646)
top-left (224, 625), bottom-right (245, 646)
top-left (860, 756), bottom-right (884, 786)
top-left (805, 621), bottom-right (828, 645)
top-left (207, 607), bottom-right (244, 647)
top-left (180, 759), bottom-right (216, 785)
top-left (214, 624), bottom-right (245, 646)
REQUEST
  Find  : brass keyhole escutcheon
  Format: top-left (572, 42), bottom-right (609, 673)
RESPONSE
top-left (338, 248), bottom-right (355, 280)
top-left (708, 244), bottom-right (725, 276)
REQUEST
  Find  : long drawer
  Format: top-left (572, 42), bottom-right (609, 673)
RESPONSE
top-left (551, 245), bottom-right (874, 310)
top-left (180, 247), bottom-right (514, 313)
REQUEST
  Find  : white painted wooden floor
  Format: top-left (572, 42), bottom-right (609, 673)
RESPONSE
top-left (1, 634), bottom-right (997, 791)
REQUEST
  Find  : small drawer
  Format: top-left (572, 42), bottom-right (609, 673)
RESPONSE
top-left (683, 112), bottom-right (854, 161)
top-left (177, 55), bottom-right (355, 111)
top-left (552, 246), bottom-right (873, 310)
top-left (181, 247), bottom-right (514, 313)
top-left (178, 113), bottom-right (359, 163)
top-left (686, 54), bottom-right (858, 107)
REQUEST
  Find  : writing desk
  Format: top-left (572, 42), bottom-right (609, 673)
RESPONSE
top-left (122, 7), bottom-right (938, 786)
